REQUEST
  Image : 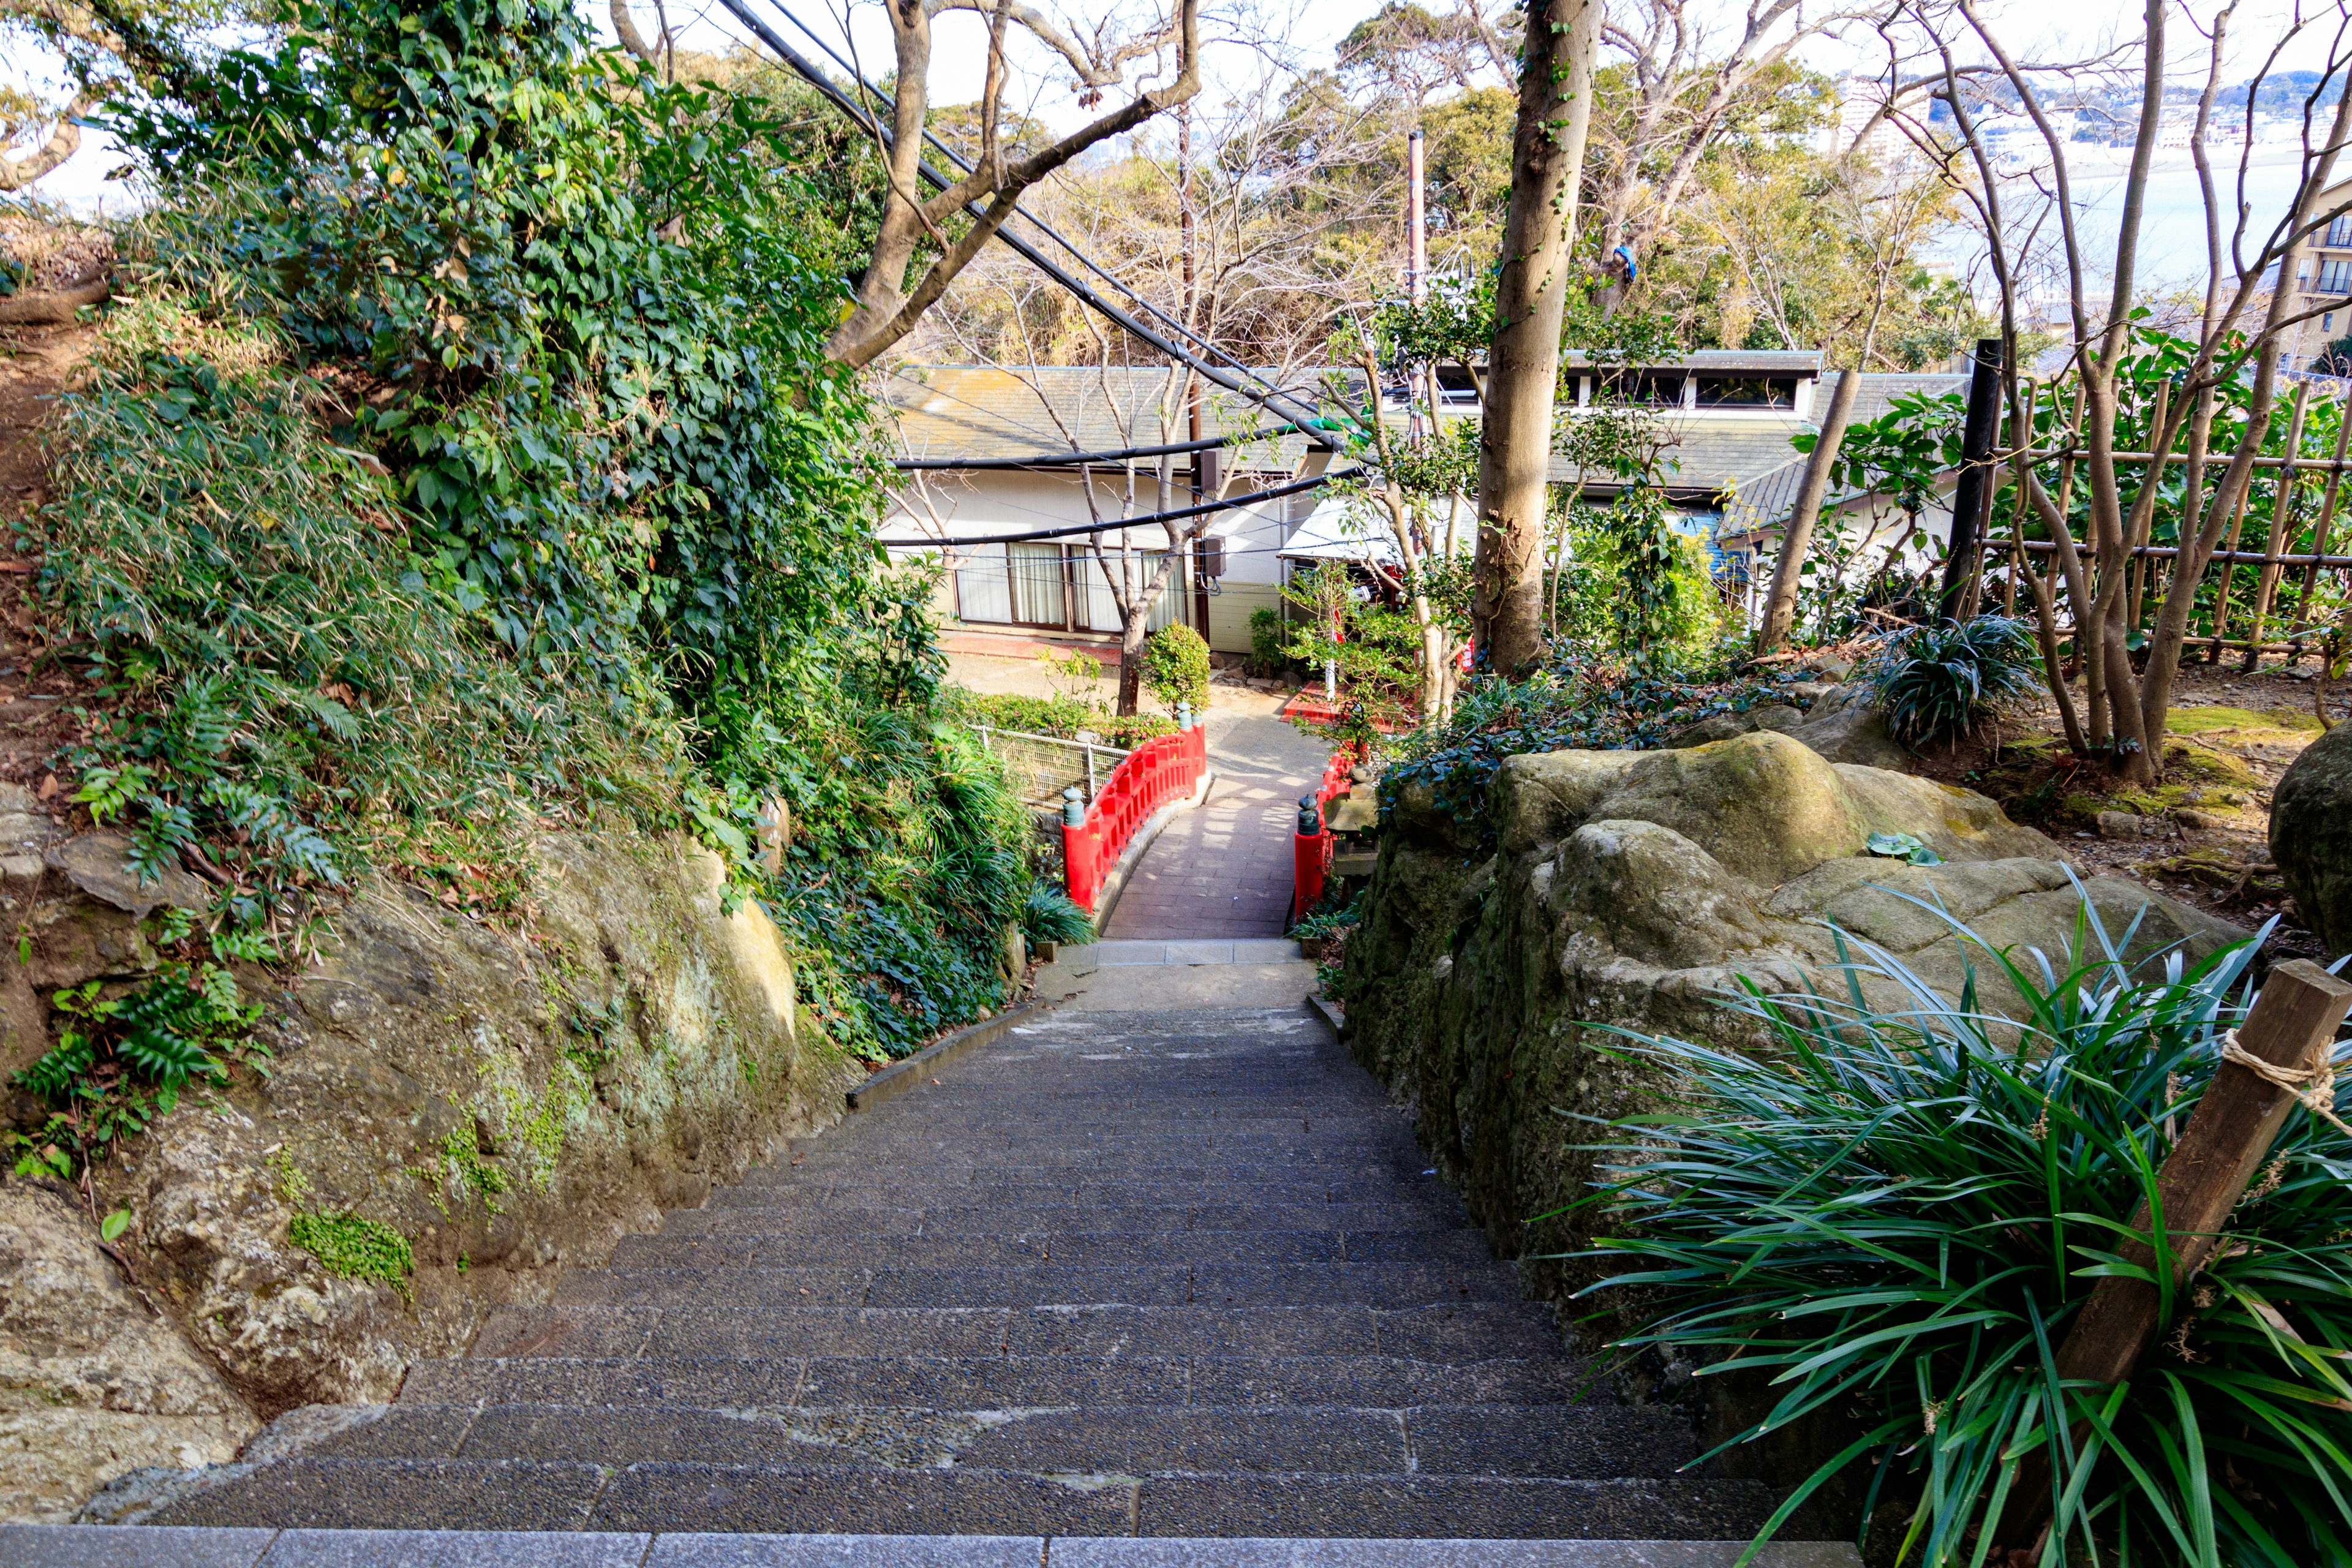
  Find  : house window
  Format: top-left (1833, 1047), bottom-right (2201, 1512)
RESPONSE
top-left (2329, 214), bottom-right (2352, 247)
top-left (1593, 369), bottom-right (1688, 407)
top-left (2319, 258), bottom-right (2352, 295)
top-left (1694, 374), bottom-right (1801, 410)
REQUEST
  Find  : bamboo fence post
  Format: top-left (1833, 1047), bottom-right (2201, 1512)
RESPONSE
top-left (2244, 383), bottom-right (2312, 670)
top-left (1996, 959), bottom-right (2352, 1555)
top-left (2126, 383), bottom-right (2168, 639)
top-left (2209, 486), bottom-right (2251, 662)
top-left (2291, 409), bottom-right (2352, 650)
top-left (2052, 382), bottom-right (2084, 668)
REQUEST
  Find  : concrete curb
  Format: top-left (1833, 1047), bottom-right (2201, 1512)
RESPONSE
top-left (0, 1526), bottom-right (1863, 1566)
top-left (844, 996), bottom-right (1057, 1113)
top-left (1306, 992), bottom-right (1346, 1036)
top-left (1087, 766), bottom-right (1216, 933)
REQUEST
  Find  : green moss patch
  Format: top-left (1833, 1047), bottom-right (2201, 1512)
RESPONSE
top-left (2165, 704), bottom-right (2323, 739)
top-left (288, 1210), bottom-right (414, 1299)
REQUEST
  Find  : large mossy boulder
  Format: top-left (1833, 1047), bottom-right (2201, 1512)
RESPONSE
top-left (2272, 718), bottom-right (2352, 959)
top-left (1342, 729), bottom-right (2247, 1340)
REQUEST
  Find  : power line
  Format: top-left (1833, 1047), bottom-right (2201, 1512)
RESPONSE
top-left (705, 0), bottom-right (1348, 442)
top-left (875, 470), bottom-right (1344, 547)
top-left (894, 429), bottom-right (1282, 471)
top-left (746, 0), bottom-right (1301, 410)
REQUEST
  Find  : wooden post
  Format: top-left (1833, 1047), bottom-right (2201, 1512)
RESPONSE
top-left (1939, 338), bottom-right (2006, 619)
top-left (1996, 959), bottom-right (2352, 1552)
top-left (2243, 383), bottom-right (2312, 671)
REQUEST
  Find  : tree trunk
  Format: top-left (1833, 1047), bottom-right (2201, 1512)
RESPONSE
top-left (1470, 0), bottom-right (1599, 677)
top-left (1758, 367), bottom-right (1861, 652)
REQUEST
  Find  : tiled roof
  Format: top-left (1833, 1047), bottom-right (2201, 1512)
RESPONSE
top-left (1547, 412), bottom-right (1817, 496)
top-left (1719, 372), bottom-right (1969, 538)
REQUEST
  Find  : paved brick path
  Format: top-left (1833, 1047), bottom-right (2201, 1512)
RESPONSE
top-left (1101, 717), bottom-right (1330, 940)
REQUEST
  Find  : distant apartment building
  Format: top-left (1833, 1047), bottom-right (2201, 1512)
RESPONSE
top-left (2288, 178), bottom-right (2352, 372)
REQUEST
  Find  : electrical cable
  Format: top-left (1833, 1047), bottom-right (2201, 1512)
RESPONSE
top-left (748, 0), bottom-right (1298, 407)
top-left (875, 469), bottom-right (1345, 547)
top-left (894, 429), bottom-right (1280, 470)
top-left (704, 0), bottom-right (1348, 442)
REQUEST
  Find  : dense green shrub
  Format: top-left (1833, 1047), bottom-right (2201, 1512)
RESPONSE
top-left (1140, 624), bottom-right (1212, 717)
top-left (19, 0), bottom-right (1035, 1074)
top-left (1577, 905), bottom-right (2352, 1566)
top-left (1864, 614), bottom-right (2041, 748)
top-left (1247, 607), bottom-right (1290, 677)
top-left (949, 690), bottom-right (1174, 748)
top-left (1378, 659), bottom-right (1807, 843)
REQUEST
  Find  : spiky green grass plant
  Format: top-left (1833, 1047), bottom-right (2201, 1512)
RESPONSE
top-left (1866, 615), bottom-right (2041, 748)
top-left (1572, 899), bottom-right (2352, 1567)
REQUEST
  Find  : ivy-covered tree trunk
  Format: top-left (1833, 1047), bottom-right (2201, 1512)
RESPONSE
top-left (1471, 0), bottom-right (1598, 677)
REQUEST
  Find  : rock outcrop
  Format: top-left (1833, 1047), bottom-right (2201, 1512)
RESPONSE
top-left (0, 818), bottom-right (856, 1520)
top-left (2272, 718), bottom-right (2352, 959)
top-left (1344, 731), bottom-right (2246, 1330)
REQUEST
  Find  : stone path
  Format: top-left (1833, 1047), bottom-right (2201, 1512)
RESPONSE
top-left (1101, 717), bottom-right (1329, 940)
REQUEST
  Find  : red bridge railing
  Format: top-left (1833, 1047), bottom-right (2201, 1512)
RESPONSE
top-left (1291, 742), bottom-right (1362, 923)
top-left (1062, 708), bottom-right (1209, 914)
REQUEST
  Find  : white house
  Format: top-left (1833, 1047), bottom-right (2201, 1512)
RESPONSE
top-left (880, 364), bottom-right (1332, 656)
top-left (878, 354), bottom-right (1971, 651)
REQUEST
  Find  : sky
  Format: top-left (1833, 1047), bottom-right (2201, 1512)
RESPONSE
top-left (3, 0), bottom-right (2338, 292)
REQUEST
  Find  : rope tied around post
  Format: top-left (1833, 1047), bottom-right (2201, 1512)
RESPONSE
top-left (2219, 1028), bottom-right (2352, 1139)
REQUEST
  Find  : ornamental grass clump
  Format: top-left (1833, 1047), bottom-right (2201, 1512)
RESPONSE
top-left (1866, 614), bottom-right (2041, 748)
top-left (1574, 899), bottom-right (2352, 1566)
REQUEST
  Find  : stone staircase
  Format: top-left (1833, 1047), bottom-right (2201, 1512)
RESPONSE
top-left (11, 997), bottom-right (1852, 1564)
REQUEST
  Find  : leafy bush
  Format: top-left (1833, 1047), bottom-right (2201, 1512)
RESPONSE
top-left (1866, 614), bottom-right (2040, 748)
top-left (1378, 659), bottom-right (1806, 845)
top-left (1020, 883), bottom-right (1094, 947)
top-left (1140, 623), bottom-right (1212, 717)
top-left (949, 690), bottom-right (1173, 748)
top-left (21, 0), bottom-right (1037, 1074)
top-left (1576, 902), bottom-right (2352, 1566)
top-left (1247, 607), bottom-right (1291, 677)
top-left (9, 959), bottom-right (266, 1177)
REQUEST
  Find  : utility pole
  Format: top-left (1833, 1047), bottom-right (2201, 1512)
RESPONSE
top-left (1180, 101), bottom-right (1212, 638)
top-left (1406, 127), bottom-right (1427, 304)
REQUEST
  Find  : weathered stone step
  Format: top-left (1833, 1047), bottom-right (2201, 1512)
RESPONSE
top-left (610, 1229), bottom-right (1496, 1269)
top-left (403, 1354), bottom-right (1585, 1411)
top-left (741, 1158), bottom-right (1427, 1189)
top-left (801, 1114), bottom-right (1415, 1142)
top-left (472, 1302), bottom-right (1566, 1363)
top-left (319, 1401), bottom-right (1686, 1478)
top-left (0, 1523), bottom-right (1862, 1565)
top-left (554, 1261), bottom-right (1523, 1310)
top-left (150, 1456), bottom-right (1779, 1540)
top-left (657, 1200), bottom-right (1479, 1237)
top-left (712, 1177), bottom-right (1454, 1210)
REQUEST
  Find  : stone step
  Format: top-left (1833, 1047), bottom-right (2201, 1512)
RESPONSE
top-left (657, 1200), bottom-right (1480, 1237)
top-left (610, 1229), bottom-right (1496, 1269)
top-left (709, 1178), bottom-right (1455, 1210)
top-left (0, 1524), bottom-right (1863, 1566)
top-left (472, 1302), bottom-right (1566, 1363)
top-left (149, 1457), bottom-right (1781, 1540)
top-left (740, 1159), bottom-right (1427, 1189)
top-left (553, 1261), bottom-right (1524, 1310)
top-left (402, 1355), bottom-right (1586, 1411)
top-left (315, 1402), bottom-right (1689, 1478)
